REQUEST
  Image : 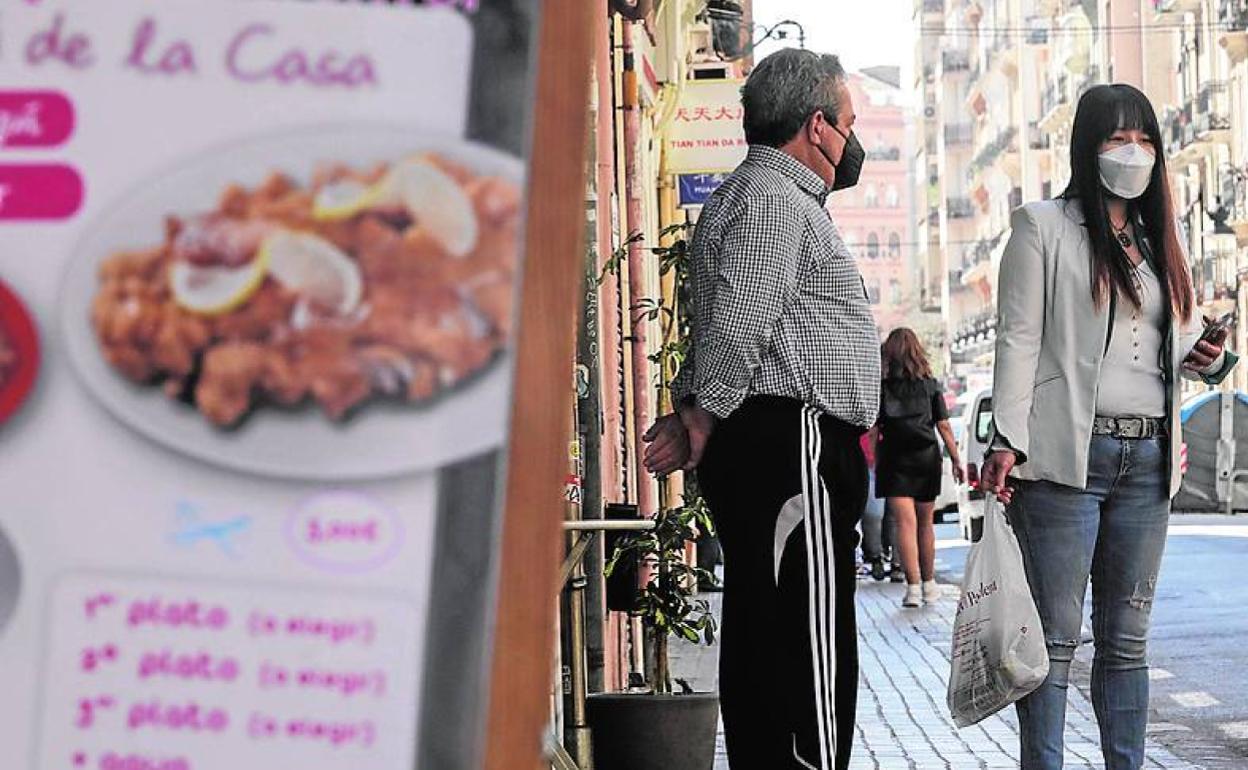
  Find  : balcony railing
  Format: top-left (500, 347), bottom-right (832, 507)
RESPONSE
top-left (867, 146), bottom-right (902, 162)
top-left (950, 309), bottom-right (997, 359)
top-left (969, 126), bottom-right (1019, 175)
top-left (1224, 165), bottom-right (1248, 230)
top-left (969, 230), bottom-right (1005, 266)
top-left (1041, 73), bottom-right (1071, 120)
top-left (1028, 121), bottom-right (1051, 149)
top-left (947, 196), bottom-right (975, 218)
top-left (1164, 104), bottom-right (1191, 152)
top-left (942, 51), bottom-right (971, 72)
top-left (1221, 0), bottom-right (1248, 26)
top-left (1195, 81), bottom-right (1232, 135)
top-left (944, 122), bottom-right (973, 147)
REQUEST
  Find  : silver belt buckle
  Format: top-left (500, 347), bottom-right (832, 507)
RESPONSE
top-left (1123, 418), bottom-right (1142, 439)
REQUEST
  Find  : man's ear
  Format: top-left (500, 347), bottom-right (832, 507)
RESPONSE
top-left (807, 111), bottom-right (827, 144)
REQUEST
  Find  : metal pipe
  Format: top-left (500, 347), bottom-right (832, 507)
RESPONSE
top-left (566, 534), bottom-right (594, 770)
top-left (563, 520), bottom-right (657, 531)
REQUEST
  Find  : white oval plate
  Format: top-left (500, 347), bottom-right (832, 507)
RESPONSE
top-left (61, 126), bottom-right (523, 482)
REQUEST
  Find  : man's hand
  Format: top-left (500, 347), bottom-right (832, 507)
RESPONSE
top-left (678, 402), bottom-right (717, 471)
top-left (643, 413), bottom-right (690, 477)
top-left (1184, 318), bottom-right (1228, 373)
top-left (980, 450), bottom-right (1017, 504)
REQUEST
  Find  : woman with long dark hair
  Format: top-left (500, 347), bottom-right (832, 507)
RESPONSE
top-left (981, 84), bottom-right (1238, 769)
top-left (875, 328), bottom-right (963, 607)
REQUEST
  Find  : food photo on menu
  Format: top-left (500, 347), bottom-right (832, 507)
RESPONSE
top-left (90, 154), bottom-right (520, 428)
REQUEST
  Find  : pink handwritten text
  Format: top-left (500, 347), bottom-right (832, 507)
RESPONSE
top-left (226, 23), bottom-right (377, 88)
top-left (80, 644), bottom-right (119, 674)
top-left (258, 661), bottom-right (386, 698)
top-left (125, 18), bottom-right (198, 77)
top-left (99, 752), bottom-right (190, 770)
top-left (248, 712), bottom-right (375, 748)
top-left (24, 13), bottom-right (94, 69)
top-left (137, 649), bottom-right (240, 684)
top-left (248, 610), bottom-right (375, 646)
top-left (126, 699), bottom-right (229, 734)
top-left (126, 598), bottom-right (229, 631)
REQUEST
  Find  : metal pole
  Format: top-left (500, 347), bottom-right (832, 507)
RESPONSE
top-left (566, 530), bottom-right (594, 770)
top-left (563, 520), bottom-right (657, 531)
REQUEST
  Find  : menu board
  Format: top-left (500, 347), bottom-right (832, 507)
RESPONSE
top-left (0, 1), bottom-right (538, 768)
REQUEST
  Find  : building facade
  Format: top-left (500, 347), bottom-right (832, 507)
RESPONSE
top-left (836, 69), bottom-right (917, 335)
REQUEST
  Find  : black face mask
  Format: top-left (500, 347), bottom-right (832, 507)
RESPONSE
top-left (829, 124), bottom-right (865, 191)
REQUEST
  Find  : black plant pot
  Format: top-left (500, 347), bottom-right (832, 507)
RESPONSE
top-left (586, 692), bottom-right (720, 770)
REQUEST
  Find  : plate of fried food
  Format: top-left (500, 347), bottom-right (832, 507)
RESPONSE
top-left (61, 126), bottom-right (524, 480)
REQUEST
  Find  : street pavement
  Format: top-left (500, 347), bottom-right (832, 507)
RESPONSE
top-left (672, 512), bottom-right (1248, 769)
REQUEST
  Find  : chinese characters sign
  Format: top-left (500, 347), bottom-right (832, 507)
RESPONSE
top-left (664, 79), bottom-right (747, 175)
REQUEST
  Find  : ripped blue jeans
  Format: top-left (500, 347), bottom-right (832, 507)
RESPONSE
top-left (1006, 435), bottom-right (1169, 770)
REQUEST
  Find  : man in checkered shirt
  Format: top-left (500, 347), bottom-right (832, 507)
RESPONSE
top-left (645, 49), bottom-right (880, 770)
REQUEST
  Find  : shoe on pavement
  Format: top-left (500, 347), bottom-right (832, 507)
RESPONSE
top-left (871, 558), bottom-right (886, 582)
top-left (922, 580), bottom-right (941, 603)
top-left (902, 585), bottom-right (922, 608)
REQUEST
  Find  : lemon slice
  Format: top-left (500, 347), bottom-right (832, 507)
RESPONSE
top-left (312, 179), bottom-right (382, 221)
top-left (261, 230), bottom-right (362, 316)
top-left (170, 250), bottom-right (270, 316)
top-left (383, 157), bottom-right (479, 257)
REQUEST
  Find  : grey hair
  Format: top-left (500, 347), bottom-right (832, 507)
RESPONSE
top-left (742, 48), bottom-right (846, 147)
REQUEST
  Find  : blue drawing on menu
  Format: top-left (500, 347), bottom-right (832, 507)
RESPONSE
top-left (169, 501), bottom-right (252, 559)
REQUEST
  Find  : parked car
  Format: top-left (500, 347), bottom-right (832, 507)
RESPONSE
top-left (957, 388), bottom-right (994, 542)
top-left (933, 399), bottom-right (965, 521)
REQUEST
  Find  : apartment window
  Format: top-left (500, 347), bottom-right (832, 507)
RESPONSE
top-left (865, 184), bottom-right (879, 208)
top-left (888, 232), bottom-right (901, 258)
top-left (867, 281), bottom-right (881, 304)
top-left (886, 184), bottom-right (900, 207)
top-left (889, 279), bottom-right (902, 305)
top-left (867, 232), bottom-right (880, 259)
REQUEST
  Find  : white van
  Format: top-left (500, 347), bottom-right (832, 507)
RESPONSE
top-left (932, 397), bottom-right (964, 521)
top-left (957, 388), bottom-right (994, 542)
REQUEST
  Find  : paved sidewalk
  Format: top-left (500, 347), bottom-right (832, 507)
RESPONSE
top-left (671, 578), bottom-right (1204, 770)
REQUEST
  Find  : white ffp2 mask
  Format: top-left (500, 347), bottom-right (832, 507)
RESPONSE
top-left (1098, 143), bottom-right (1155, 199)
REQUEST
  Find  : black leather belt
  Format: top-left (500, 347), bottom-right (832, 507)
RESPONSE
top-left (1092, 416), bottom-right (1166, 439)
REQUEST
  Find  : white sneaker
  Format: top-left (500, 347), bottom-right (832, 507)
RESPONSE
top-left (902, 585), bottom-right (922, 608)
top-left (922, 580), bottom-right (941, 603)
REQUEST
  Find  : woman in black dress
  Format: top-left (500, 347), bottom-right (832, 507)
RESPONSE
top-left (875, 328), bottom-right (964, 607)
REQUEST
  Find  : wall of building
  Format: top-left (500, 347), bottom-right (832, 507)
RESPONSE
top-left (837, 72), bottom-right (915, 334)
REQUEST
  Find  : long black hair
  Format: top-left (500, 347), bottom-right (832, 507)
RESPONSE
top-left (1061, 84), bottom-right (1194, 322)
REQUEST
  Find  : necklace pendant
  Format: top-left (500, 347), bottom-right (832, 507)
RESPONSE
top-left (1117, 231), bottom-right (1132, 248)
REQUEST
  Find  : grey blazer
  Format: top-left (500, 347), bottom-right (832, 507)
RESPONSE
top-left (991, 198), bottom-right (1237, 498)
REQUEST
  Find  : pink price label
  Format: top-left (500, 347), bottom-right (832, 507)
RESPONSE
top-left (0, 91), bottom-right (74, 148)
top-left (0, 164), bottom-right (83, 220)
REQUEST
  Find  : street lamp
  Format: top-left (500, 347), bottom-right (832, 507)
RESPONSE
top-left (706, 4), bottom-right (808, 61)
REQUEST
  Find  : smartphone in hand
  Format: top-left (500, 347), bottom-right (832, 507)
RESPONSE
top-left (1198, 311), bottom-right (1236, 346)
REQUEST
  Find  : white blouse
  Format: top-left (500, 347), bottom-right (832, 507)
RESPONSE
top-left (1095, 260), bottom-right (1167, 418)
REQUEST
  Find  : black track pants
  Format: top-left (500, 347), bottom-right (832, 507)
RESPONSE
top-left (698, 396), bottom-right (867, 770)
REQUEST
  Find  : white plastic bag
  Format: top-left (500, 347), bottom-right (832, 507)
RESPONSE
top-left (947, 496), bottom-right (1049, 728)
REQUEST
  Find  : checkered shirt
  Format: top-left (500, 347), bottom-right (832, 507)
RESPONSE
top-left (671, 145), bottom-right (881, 428)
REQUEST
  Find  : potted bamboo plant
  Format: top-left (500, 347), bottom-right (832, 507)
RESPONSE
top-left (586, 225), bottom-right (721, 770)
top-left (587, 494), bottom-right (720, 770)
